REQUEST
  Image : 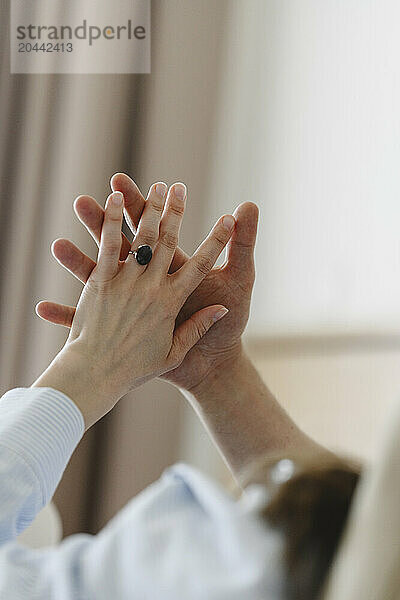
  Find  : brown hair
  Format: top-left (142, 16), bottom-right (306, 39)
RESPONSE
top-left (242, 451), bottom-right (361, 600)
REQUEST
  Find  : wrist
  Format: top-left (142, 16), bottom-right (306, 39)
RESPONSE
top-left (184, 342), bottom-right (248, 404)
top-left (32, 343), bottom-right (118, 430)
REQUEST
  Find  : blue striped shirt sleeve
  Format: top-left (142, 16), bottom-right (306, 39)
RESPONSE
top-left (0, 387), bottom-right (84, 544)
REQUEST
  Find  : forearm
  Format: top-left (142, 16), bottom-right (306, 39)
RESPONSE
top-left (181, 347), bottom-right (323, 478)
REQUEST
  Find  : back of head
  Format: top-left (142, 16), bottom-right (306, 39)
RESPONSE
top-left (242, 452), bottom-right (361, 600)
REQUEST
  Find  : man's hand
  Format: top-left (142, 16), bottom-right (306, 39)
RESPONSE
top-left (36, 174), bottom-right (258, 395)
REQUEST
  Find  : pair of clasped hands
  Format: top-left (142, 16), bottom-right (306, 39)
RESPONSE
top-left (34, 175), bottom-right (258, 430)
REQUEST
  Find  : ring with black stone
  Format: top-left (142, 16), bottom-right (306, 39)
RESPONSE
top-left (128, 244), bottom-right (153, 266)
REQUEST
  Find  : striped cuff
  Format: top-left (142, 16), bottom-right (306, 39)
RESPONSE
top-left (0, 387), bottom-right (84, 505)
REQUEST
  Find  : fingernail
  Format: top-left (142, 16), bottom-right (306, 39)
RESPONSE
top-left (174, 183), bottom-right (186, 200)
top-left (156, 182), bottom-right (167, 197)
top-left (112, 192), bottom-right (123, 206)
top-left (213, 307), bottom-right (229, 322)
top-left (222, 215), bottom-right (235, 231)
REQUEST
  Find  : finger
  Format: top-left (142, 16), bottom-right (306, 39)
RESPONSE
top-left (36, 301), bottom-right (75, 328)
top-left (110, 173), bottom-right (145, 234)
top-left (168, 305), bottom-right (229, 366)
top-left (151, 183), bottom-right (186, 273)
top-left (175, 214), bottom-right (235, 297)
top-left (74, 195), bottom-right (132, 261)
top-left (126, 182), bottom-right (168, 268)
top-left (51, 238), bottom-right (96, 284)
top-left (225, 202), bottom-right (259, 273)
top-left (95, 192), bottom-right (124, 281)
top-left (110, 174), bottom-right (190, 271)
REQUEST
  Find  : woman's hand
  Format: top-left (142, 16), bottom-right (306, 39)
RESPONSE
top-left (33, 183), bottom-right (234, 429)
top-left (36, 175), bottom-right (258, 397)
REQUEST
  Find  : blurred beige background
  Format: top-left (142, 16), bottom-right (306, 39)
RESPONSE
top-left (2, 0), bottom-right (400, 536)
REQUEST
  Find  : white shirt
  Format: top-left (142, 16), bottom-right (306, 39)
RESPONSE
top-left (0, 387), bottom-right (284, 599)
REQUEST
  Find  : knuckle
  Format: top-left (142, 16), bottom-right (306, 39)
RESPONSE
top-left (86, 276), bottom-right (111, 293)
top-left (160, 230), bottom-right (178, 250)
top-left (149, 198), bottom-right (164, 215)
top-left (194, 255), bottom-right (213, 276)
top-left (107, 213), bottom-right (122, 224)
top-left (194, 319), bottom-right (208, 339)
top-left (213, 229), bottom-right (229, 247)
top-left (169, 202), bottom-right (185, 217)
top-left (137, 228), bottom-right (156, 246)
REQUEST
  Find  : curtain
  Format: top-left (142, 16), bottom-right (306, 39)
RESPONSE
top-left (0, 0), bottom-right (144, 534)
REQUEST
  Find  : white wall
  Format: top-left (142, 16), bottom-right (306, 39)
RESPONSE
top-left (207, 0), bottom-right (400, 337)
top-left (247, 340), bottom-right (400, 463)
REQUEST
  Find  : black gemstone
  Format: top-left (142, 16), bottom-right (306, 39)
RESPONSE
top-left (136, 245), bottom-right (153, 265)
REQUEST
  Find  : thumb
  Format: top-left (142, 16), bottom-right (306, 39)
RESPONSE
top-left (169, 305), bottom-right (229, 365)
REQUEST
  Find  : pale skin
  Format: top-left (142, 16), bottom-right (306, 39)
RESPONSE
top-left (34, 183), bottom-right (235, 428)
top-left (36, 174), bottom-right (322, 478)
